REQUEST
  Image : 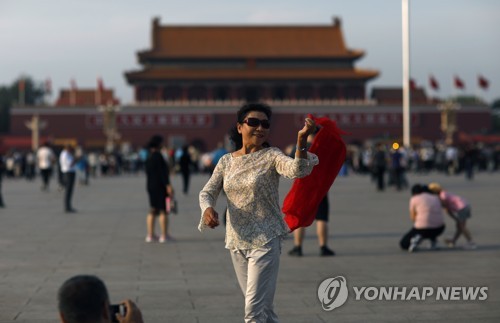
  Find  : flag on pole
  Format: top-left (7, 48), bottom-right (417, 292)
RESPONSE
top-left (18, 78), bottom-right (26, 105)
top-left (429, 75), bottom-right (439, 90)
top-left (409, 78), bottom-right (417, 91)
top-left (478, 75), bottom-right (489, 90)
top-left (70, 79), bottom-right (77, 106)
top-left (96, 77), bottom-right (104, 105)
top-left (454, 76), bottom-right (465, 90)
top-left (45, 78), bottom-right (52, 95)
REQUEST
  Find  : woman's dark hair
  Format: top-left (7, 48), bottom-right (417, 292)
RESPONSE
top-left (411, 184), bottom-right (423, 196)
top-left (148, 135), bottom-right (163, 149)
top-left (421, 185), bottom-right (432, 194)
top-left (229, 102), bottom-right (272, 150)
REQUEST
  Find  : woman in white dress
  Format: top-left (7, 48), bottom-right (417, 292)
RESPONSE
top-left (199, 102), bottom-right (318, 322)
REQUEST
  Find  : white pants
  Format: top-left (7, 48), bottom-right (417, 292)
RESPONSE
top-left (230, 238), bottom-right (281, 323)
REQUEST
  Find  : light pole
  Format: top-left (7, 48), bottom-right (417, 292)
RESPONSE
top-left (438, 100), bottom-right (460, 145)
top-left (98, 103), bottom-right (121, 152)
top-left (402, 0), bottom-right (411, 148)
top-left (25, 114), bottom-right (47, 151)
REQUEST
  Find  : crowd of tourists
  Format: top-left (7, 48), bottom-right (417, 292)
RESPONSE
top-left (2, 140), bottom-right (499, 183)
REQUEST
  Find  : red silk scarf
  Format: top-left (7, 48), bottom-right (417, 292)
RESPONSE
top-left (282, 115), bottom-right (347, 231)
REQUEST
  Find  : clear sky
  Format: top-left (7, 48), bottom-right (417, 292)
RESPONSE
top-left (1, 0), bottom-right (499, 104)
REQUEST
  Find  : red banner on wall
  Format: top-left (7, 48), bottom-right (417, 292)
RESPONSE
top-left (86, 113), bottom-right (214, 129)
top-left (296, 112), bottom-right (419, 127)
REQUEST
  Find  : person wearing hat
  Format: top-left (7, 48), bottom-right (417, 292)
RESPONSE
top-left (428, 182), bottom-right (476, 249)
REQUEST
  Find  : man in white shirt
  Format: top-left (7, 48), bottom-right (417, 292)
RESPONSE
top-left (59, 145), bottom-right (78, 213)
top-left (445, 145), bottom-right (458, 175)
top-left (37, 142), bottom-right (55, 190)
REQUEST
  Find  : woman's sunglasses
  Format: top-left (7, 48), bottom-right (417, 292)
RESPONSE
top-left (243, 118), bottom-right (271, 129)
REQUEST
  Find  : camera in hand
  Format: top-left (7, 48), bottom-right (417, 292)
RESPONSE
top-left (109, 304), bottom-right (126, 322)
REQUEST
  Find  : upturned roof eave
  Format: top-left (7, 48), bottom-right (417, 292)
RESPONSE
top-left (137, 50), bottom-right (365, 61)
top-left (124, 69), bottom-right (379, 83)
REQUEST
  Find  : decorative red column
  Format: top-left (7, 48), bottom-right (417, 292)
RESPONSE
top-left (134, 86), bottom-right (140, 102)
top-left (313, 86), bottom-right (321, 100)
top-left (156, 86), bottom-right (162, 101)
top-left (288, 85), bottom-right (296, 101)
top-left (182, 86), bottom-right (189, 101)
top-left (229, 86), bottom-right (239, 100)
top-left (262, 86), bottom-right (272, 101)
top-left (206, 86), bottom-right (213, 101)
top-left (338, 85), bottom-right (344, 100)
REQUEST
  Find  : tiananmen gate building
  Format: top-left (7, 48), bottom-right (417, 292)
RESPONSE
top-left (124, 17), bottom-right (378, 103)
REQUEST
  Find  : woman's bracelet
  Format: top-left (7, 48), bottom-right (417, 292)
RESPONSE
top-left (296, 145), bottom-right (307, 152)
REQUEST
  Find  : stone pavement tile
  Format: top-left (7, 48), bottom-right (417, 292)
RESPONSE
top-left (138, 292), bottom-right (194, 312)
top-left (191, 294), bottom-right (243, 311)
top-left (365, 302), bottom-right (500, 321)
top-left (0, 309), bottom-right (20, 321)
top-left (13, 307), bottom-right (57, 321)
top-left (141, 312), bottom-right (198, 323)
top-left (268, 314), bottom-right (327, 323)
top-left (196, 314), bottom-right (244, 323)
top-left (319, 312), bottom-right (413, 322)
top-left (136, 280), bottom-right (187, 292)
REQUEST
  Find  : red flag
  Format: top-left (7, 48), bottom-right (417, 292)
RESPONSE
top-left (96, 77), bottom-right (104, 105)
top-left (18, 79), bottom-right (26, 105)
top-left (18, 79), bottom-right (25, 92)
top-left (70, 79), bottom-right (77, 106)
top-left (429, 75), bottom-right (439, 90)
top-left (97, 77), bottom-right (104, 93)
top-left (478, 75), bottom-right (489, 90)
top-left (409, 78), bottom-right (417, 91)
top-left (45, 78), bottom-right (52, 94)
top-left (454, 76), bottom-right (465, 90)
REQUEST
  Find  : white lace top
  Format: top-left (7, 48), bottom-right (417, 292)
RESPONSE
top-left (199, 147), bottom-right (319, 250)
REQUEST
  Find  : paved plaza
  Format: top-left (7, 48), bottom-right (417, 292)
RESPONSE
top-left (0, 170), bottom-right (499, 322)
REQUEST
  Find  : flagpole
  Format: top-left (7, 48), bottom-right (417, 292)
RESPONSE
top-left (19, 79), bottom-right (25, 106)
top-left (402, 0), bottom-right (411, 148)
top-left (475, 80), bottom-right (479, 102)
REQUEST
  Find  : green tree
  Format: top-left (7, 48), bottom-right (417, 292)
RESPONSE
top-left (0, 77), bottom-right (47, 133)
top-left (492, 98), bottom-right (500, 133)
top-left (453, 95), bottom-right (486, 105)
top-left (0, 87), bottom-right (12, 133)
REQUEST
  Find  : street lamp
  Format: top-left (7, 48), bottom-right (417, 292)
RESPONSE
top-left (25, 114), bottom-right (47, 151)
top-left (98, 102), bottom-right (121, 152)
top-left (438, 100), bottom-right (460, 145)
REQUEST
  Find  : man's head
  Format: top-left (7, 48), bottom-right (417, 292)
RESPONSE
top-left (64, 144), bottom-right (75, 153)
top-left (58, 275), bottom-right (110, 323)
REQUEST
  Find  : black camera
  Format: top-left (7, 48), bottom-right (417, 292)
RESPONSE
top-left (109, 304), bottom-right (127, 322)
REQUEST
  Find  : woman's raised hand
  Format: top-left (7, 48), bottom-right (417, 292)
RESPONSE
top-left (298, 118), bottom-right (316, 139)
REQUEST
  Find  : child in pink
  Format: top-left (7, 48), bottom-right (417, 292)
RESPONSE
top-left (428, 182), bottom-right (476, 249)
